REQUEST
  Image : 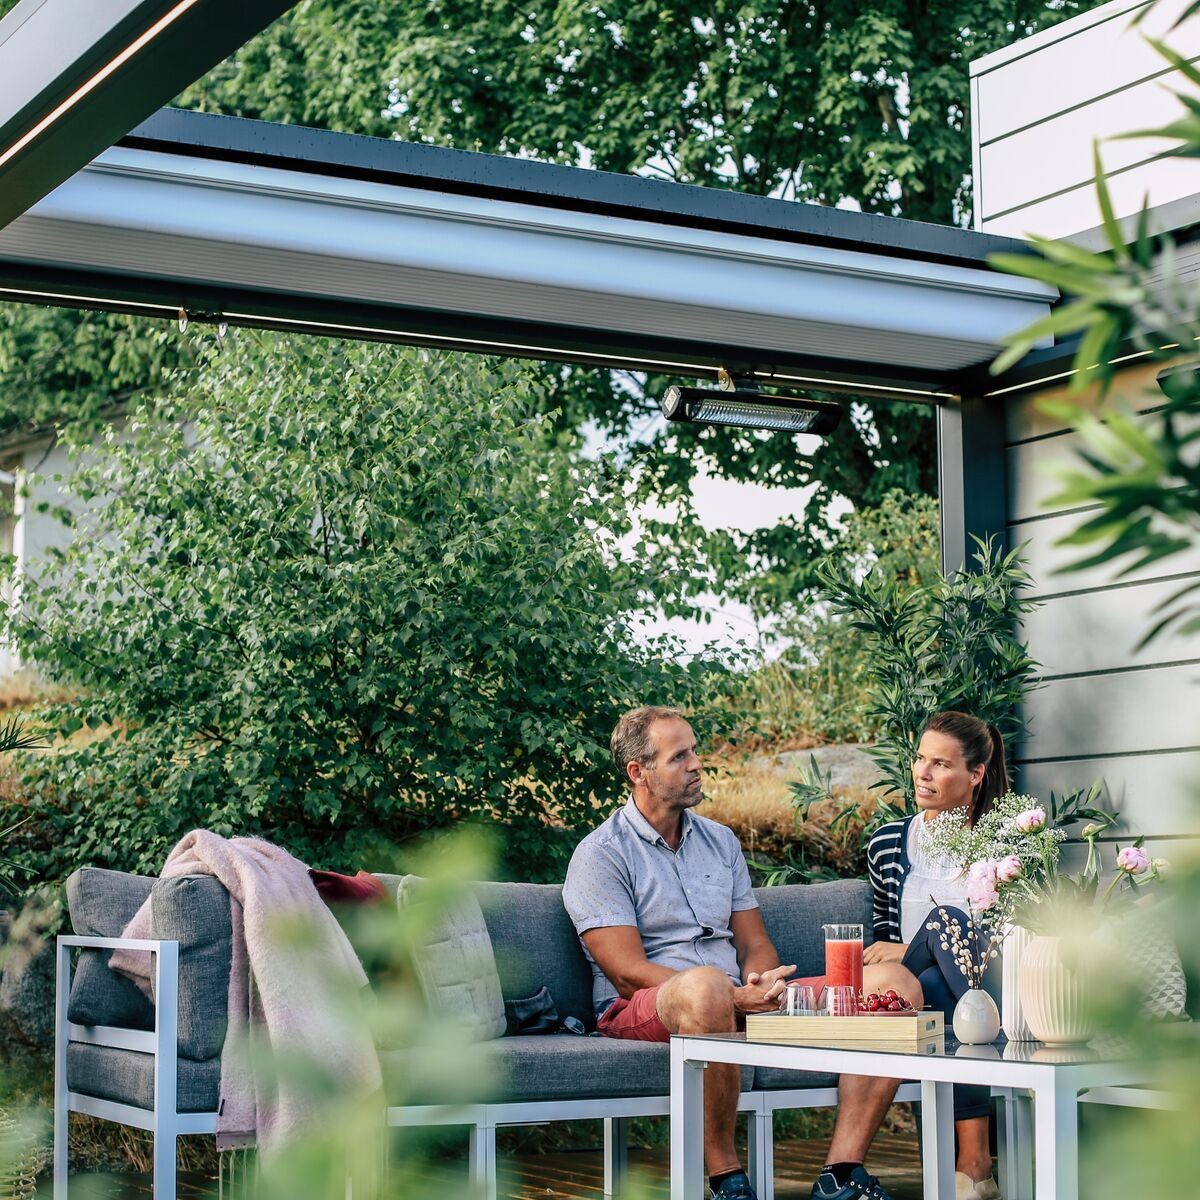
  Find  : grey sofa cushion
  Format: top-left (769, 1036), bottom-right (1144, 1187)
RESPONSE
top-left (474, 881), bottom-right (594, 1029)
top-left (65, 868), bottom-right (155, 1032)
top-left (753, 880), bottom-right (873, 979)
top-left (66, 1043), bottom-right (220, 1112)
top-left (151, 874), bottom-right (233, 1062)
top-left (752, 1065), bottom-right (841, 1091)
top-left (381, 1035), bottom-right (753, 1105)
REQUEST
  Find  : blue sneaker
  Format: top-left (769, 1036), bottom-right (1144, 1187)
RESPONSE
top-left (711, 1171), bottom-right (758, 1200)
top-left (811, 1165), bottom-right (895, 1200)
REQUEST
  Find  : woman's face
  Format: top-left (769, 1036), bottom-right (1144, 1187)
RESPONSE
top-left (912, 729), bottom-right (985, 817)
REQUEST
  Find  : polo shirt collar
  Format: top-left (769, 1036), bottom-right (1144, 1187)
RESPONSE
top-left (622, 796), bottom-right (695, 847)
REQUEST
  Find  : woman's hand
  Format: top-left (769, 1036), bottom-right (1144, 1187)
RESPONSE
top-left (862, 940), bottom-right (908, 965)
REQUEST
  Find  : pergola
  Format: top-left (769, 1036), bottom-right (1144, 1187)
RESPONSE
top-left (0, 0), bottom-right (1061, 580)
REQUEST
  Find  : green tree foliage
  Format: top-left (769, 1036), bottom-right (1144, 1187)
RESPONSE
top-left (0, 335), bottom-right (721, 883)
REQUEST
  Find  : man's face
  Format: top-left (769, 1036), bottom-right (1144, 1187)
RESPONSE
top-left (640, 718), bottom-right (703, 810)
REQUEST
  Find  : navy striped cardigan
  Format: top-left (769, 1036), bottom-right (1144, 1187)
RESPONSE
top-left (865, 814), bottom-right (917, 945)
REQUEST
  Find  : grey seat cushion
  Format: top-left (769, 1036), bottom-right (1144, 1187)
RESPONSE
top-left (751, 1065), bottom-right (841, 1090)
top-left (474, 882), bottom-right (595, 1029)
top-left (66, 868), bottom-right (155, 1032)
top-left (66, 1043), bottom-right (220, 1113)
top-left (753, 880), bottom-right (873, 978)
top-left (381, 1035), bottom-right (753, 1106)
top-left (151, 874), bottom-right (232, 1062)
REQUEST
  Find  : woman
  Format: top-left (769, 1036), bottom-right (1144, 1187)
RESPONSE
top-left (863, 711), bottom-right (1008, 1200)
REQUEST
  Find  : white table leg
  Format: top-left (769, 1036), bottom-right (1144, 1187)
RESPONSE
top-left (670, 1039), bottom-right (706, 1200)
top-left (920, 1079), bottom-right (955, 1200)
top-left (1034, 1082), bottom-right (1078, 1200)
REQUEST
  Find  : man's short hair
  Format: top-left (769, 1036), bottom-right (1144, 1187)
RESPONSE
top-left (611, 705), bottom-right (686, 781)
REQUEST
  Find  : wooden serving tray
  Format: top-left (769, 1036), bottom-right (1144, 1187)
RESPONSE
top-left (745, 1010), bottom-right (945, 1053)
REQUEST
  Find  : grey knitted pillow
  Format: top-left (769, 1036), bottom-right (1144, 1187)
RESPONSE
top-left (398, 875), bottom-right (506, 1041)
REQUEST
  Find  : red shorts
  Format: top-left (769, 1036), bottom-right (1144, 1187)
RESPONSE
top-left (597, 984), bottom-right (670, 1042)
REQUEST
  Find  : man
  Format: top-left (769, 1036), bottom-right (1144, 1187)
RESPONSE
top-left (563, 706), bottom-right (922, 1200)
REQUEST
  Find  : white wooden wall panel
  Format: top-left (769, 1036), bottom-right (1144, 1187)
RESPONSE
top-left (974, 0), bottom-right (1199, 145)
top-left (1018, 750), bottom-right (1200, 837)
top-left (972, 0), bottom-right (1200, 239)
top-left (1006, 410), bottom-right (1200, 521)
top-left (1013, 507), bottom-right (1200, 595)
top-left (1005, 361), bottom-right (1200, 843)
top-left (1022, 663), bottom-right (1199, 759)
top-left (980, 156), bottom-right (1200, 240)
top-left (1020, 578), bottom-right (1200, 676)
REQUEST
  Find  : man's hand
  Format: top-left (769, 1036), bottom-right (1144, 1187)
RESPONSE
top-left (863, 941), bottom-right (908, 965)
top-left (733, 963), bottom-right (796, 1013)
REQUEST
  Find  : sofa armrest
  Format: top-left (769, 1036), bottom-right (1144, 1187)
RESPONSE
top-left (56, 934), bottom-right (180, 1064)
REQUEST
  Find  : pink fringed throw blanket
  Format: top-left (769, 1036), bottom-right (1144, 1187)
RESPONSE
top-left (110, 830), bottom-right (383, 1150)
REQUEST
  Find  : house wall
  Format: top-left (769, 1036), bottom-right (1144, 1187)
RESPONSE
top-left (971, 0), bottom-right (1200, 243)
top-left (1004, 361), bottom-right (1200, 857)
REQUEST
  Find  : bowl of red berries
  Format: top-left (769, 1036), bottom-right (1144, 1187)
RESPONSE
top-left (858, 989), bottom-right (914, 1014)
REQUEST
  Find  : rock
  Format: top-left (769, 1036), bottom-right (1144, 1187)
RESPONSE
top-left (0, 906), bottom-right (57, 1050)
top-left (765, 743), bottom-right (881, 794)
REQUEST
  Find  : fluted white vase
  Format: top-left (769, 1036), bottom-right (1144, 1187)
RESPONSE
top-left (952, 987), bottom-right (1001, 1044)
top-left (1018, 934), bottom-right (1099, 1044)
top-left (1001, 923), bottom-right (1034, 1040)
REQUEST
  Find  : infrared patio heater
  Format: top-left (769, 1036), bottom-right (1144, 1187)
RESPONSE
top-left (660, 371), bottom-right (843, 436)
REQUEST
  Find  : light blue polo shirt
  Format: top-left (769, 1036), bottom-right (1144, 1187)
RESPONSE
top-left (562, 798), bottom-right (758, 1019)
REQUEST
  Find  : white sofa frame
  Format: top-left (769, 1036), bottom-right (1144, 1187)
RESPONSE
top-left (58, 933), bottom-right (1029, 1200)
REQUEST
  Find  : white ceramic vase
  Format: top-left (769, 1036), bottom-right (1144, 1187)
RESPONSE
top-left (1001, 923), bottom-right (1034, 1040)
top-left (1018, 934), bottom-right (1099, 1044)
top-left (952, 987), bottom-right (1001, 1044)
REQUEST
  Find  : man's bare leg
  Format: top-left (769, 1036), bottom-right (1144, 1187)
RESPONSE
top-left (657, 966), bottom-right (741, 1177)
top-left (825, 964), bottom-right (924, 1166)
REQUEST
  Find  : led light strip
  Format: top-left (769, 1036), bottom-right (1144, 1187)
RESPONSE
top-left (0, 283), bottom-right (178, 314)
top-left (0, 0), bottom-right (203, 171)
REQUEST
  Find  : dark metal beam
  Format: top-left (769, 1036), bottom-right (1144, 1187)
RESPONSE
top-left (0, 0), bottom-right (296, 230)
top-left (121, 108), bottom-right (1036, 272)
top-left (938, 394), bottom-right (1009, 574)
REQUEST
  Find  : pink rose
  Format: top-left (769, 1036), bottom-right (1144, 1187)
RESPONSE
top-left (1116, 846), bottom-right (1149, 875)
top-left (966, 860), bottom-right (1000, 911)
top-left (1013, 807), bottom-right (1046, 834)
top-left (995, 855), bottom-right (1023, 884)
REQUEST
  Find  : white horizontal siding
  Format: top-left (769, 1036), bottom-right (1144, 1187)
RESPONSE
top-left (1022, 663), bottom-right (1200, 760)
top-left (1020, 577), bottom-right (1200, 676)
top-left (1005, 358), bottom-right (1200, 844)
top-left (1017, 750), bottom-right (1200, 838)
top-left (972, 0), bottom-right (1200, 239)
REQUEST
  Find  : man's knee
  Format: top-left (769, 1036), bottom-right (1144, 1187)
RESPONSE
top-left (659, 966), bottom-right (736, 1033)
top-left (864, 962), bottom-right (924, 1010)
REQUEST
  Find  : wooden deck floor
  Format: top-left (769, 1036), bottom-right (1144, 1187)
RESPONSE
top-left (44, 1133), bottom-right (924, 1199)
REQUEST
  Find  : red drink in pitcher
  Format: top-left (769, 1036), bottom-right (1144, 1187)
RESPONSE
top-left (823, 924), bottom-right (864, 997)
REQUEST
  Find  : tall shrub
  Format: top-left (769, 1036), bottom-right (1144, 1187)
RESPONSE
top-left (791, 536), bottom-right (1041, 830)
top-left (1, 336), bottom-right (717, 882)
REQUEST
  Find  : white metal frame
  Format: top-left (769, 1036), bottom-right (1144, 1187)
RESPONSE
top-left (54, 935), bottom-right (218, 1200)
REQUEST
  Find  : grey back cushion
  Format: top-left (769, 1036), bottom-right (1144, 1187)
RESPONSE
top-left (474, 881), bottom-right (594, 1029)
top-left (754, 880), bottom-right (873, 978)
top-left (66, 868), bottom-right (155, 1031)
top-left (151, 874), bottom-right (232, 1062)
top-left (65, 867), bottom-right (233, 1063)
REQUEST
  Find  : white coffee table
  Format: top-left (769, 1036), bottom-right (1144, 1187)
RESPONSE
top-left (669, 1032), bottom-right (1151, 1200)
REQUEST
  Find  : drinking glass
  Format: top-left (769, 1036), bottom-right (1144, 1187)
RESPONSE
top-left (781, 983), bottom-right (818, 1016)
top-left (821, 984), bottom-right (859, 1017)
top-left (823, 922), bottom-right (864, 997)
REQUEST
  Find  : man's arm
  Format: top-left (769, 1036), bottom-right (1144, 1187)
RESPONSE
top-left (581, 926), bottom-right (676, 999)
top-left (730, 907), bottom-right (795, 1012)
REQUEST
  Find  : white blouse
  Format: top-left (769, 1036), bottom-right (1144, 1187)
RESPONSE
top-left (899, 814), bottom-right (971, 944)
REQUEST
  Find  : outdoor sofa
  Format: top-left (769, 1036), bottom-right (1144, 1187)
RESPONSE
top-left (56, 868), bottom-right (932, 1200)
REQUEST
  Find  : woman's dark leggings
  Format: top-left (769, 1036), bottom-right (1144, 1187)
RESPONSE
top-left (901, 906), bottom-right (994, 1121)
